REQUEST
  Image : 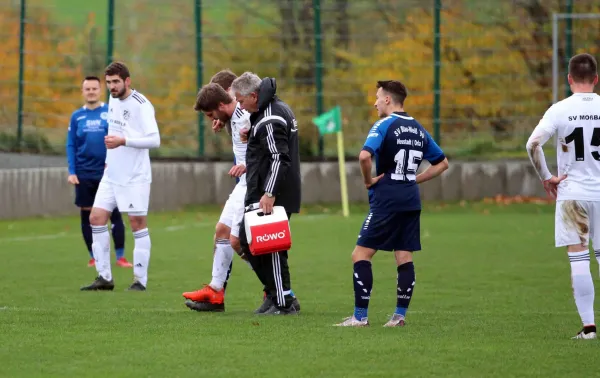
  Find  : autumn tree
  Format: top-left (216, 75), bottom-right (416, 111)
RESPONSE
top-left (0, 5), bottom-right (85, 151)
top-left (4, 0), bottom-right (600, 157)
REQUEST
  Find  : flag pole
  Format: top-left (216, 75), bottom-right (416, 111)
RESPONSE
top-left (337, 129), bottom-right (350, 218)
top-left (313, 106), bottom-right (349, 217)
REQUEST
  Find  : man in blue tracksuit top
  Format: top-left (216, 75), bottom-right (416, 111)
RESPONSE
top-left (66, 76), bottom-right (132, 268)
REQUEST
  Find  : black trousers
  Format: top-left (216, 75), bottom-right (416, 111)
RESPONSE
top-left (239, 211), bottom-right (293, 309)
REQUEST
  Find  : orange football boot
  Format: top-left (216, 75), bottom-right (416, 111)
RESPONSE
top-left (116, 257), bottom-right (133, 268)
top-left (182, 284), bottom-right (224, 304)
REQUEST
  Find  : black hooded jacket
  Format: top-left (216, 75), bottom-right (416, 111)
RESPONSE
top-left (244, 78), bottom-right (301, 213)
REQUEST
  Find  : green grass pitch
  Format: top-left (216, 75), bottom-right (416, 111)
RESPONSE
top-left (0, 202), bottom-right (598, 377)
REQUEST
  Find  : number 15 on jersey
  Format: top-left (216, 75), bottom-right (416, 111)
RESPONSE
top-left (564, 127), bottom-right (600, 161)
top-left (393, 148), bottom-right (423, 181)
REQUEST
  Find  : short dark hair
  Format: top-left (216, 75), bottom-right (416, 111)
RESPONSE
top-left (569, 53), bottom-right (598, 84)
top-left (82, 76), bottom-right (100, 84)
top-left (376, 80), bottom-right (408, 105)
top-left (210, 69), bottom-right (237, 90)
top-left (194, 83), bottom-right (234, 112)
top-left (105, 61), bottom-right (130, 80)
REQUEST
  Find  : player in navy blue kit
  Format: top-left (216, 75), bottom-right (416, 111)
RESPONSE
top-left (335, 80), bottom-right (449, 327)
top-left (66, 76), bottom-right (132, 268)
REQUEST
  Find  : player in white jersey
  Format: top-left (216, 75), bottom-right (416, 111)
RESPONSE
top-left (526, 53), bottom-right (600, 340)
top-left (81, 61), bottom-right (160, 292)
top-left (182, 70), bottom-right (252, 312)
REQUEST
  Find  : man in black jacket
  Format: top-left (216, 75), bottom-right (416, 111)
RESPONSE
top-left (231, 72), bottom-right (301, 315)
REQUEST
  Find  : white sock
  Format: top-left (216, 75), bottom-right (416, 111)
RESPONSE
top-left (133, 228), bottom-right (151, 287)
top-left (210, 238), bottom-right (235, 291)
top-left (92, 225), bottom-right (111, 281)
top-left (569, 251), bottom-right (595, 326)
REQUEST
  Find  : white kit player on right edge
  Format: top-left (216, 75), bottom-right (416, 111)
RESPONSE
top-left (526, 53), bottom-right (600, 340)
top-left (81, 61), bottom-right (160, 292)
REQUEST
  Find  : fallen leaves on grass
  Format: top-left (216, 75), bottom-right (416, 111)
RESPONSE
top-left (482, 195), bottom-right (554, 205)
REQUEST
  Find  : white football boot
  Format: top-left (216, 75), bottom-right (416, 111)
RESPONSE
top-left (334, 316), bottom-right (369, 327)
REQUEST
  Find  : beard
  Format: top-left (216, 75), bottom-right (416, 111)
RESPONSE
top-left (111, 87), bottom-right (126, 98)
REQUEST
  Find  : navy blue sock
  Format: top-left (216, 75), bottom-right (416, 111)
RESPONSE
top-left (353, 260), bottom-right (373, 320)
top-left (80, 209), bottom-right (93, 258)
top-left (110, 209), bottom-right (125, 259)
top-left (395, 262), bottom-right (416, 317)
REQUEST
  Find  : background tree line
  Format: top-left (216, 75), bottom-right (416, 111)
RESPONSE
top-left (1, 0), bottom-right (599, 158)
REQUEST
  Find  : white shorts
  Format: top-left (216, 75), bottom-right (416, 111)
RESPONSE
top-left (93, 179), bottom-right (151, 216)
top-left (555, 200), bottom-right (600, 248)
top-left (218, 183), bottom-right (246, 238)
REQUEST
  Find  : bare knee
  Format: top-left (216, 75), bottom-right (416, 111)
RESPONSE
top-left (394, 250), bottom-right (413, 266)
top-left (351, 246), bottom-right (376, 263)
top-left (89, 208), bottom-right (110, 226)
top-left (128, 215), bottom-right (147, 232)
top-left (567, 244), bottom-right (588, 253)
top-left (230, 235), bottom-right (241, 253)
top-left (215, 222), bottom-right (231, 240)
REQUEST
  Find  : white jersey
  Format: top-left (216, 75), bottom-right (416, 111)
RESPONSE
top-left (105, 90), bottom-right (159, 186)
top-left (527, 92), bottom-right (600, 201)
top-left (230, 102), bottom-right (250, 185)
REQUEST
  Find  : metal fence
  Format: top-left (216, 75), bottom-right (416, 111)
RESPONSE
top-left (1, 0), bottom-right (600, 160)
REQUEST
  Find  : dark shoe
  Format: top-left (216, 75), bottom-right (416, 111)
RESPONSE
top-left (258, 303), bottom-right (299, 316)
top-left (292, 297), bottom-right (301, 312)
top-left (127, 281), bottom-right (146, 291)
top-left (80, 276), bottom-right (114, 291)
top-left (184, 299), bottom-right (225, 312)
top-left (255, 295), bottom-right (274, 314)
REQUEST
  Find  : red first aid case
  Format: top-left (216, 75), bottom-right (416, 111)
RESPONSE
top-left (244, 206), bottom-right (292, 255)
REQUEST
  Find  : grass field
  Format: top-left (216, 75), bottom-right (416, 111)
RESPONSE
top-left (1, 202), bottom-right (599, 377)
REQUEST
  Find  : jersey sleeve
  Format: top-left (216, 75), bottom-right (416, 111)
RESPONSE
top-left (125, 102), bottom-right (161, 149)
top-left (525, 105), bottom-right (558, 181)
top-left (423, 130), bottom-right (446, 165)
top-left (362, 121), bottom-right (385, 156)
top-left (237, 112), bottom-right (251, 134)
top-left (139, 102), bottom-right (159, 135)
top-left (257, 119), bottom-right (290, 196)
top-left (230, 109), bottom-right (250, 166)
top-left (237, 121), bottom-right (250, 167)
top-left (66, 113), bottom-right (77, 175)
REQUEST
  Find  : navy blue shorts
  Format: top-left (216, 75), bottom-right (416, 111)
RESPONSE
top-left (356, 210), bottom-right (421, 252)
top-left (74, 178), bottom-right (100, 208)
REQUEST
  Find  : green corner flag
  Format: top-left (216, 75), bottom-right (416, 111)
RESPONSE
top-left (313, 106), bottom-right (342, 135)
top-left (312, 105), bottom-right (349, 218)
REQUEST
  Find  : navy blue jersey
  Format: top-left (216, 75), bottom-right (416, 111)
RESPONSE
top-left (362, 112), bottom-right (445, 212)
top-left (66, 104), bottom-right (109, 180)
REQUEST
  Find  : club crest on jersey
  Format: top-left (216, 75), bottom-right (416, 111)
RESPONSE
top-left (100, 112), bottom-right (108, 120)
top-left (123, 109), bottom-right (130, 121)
